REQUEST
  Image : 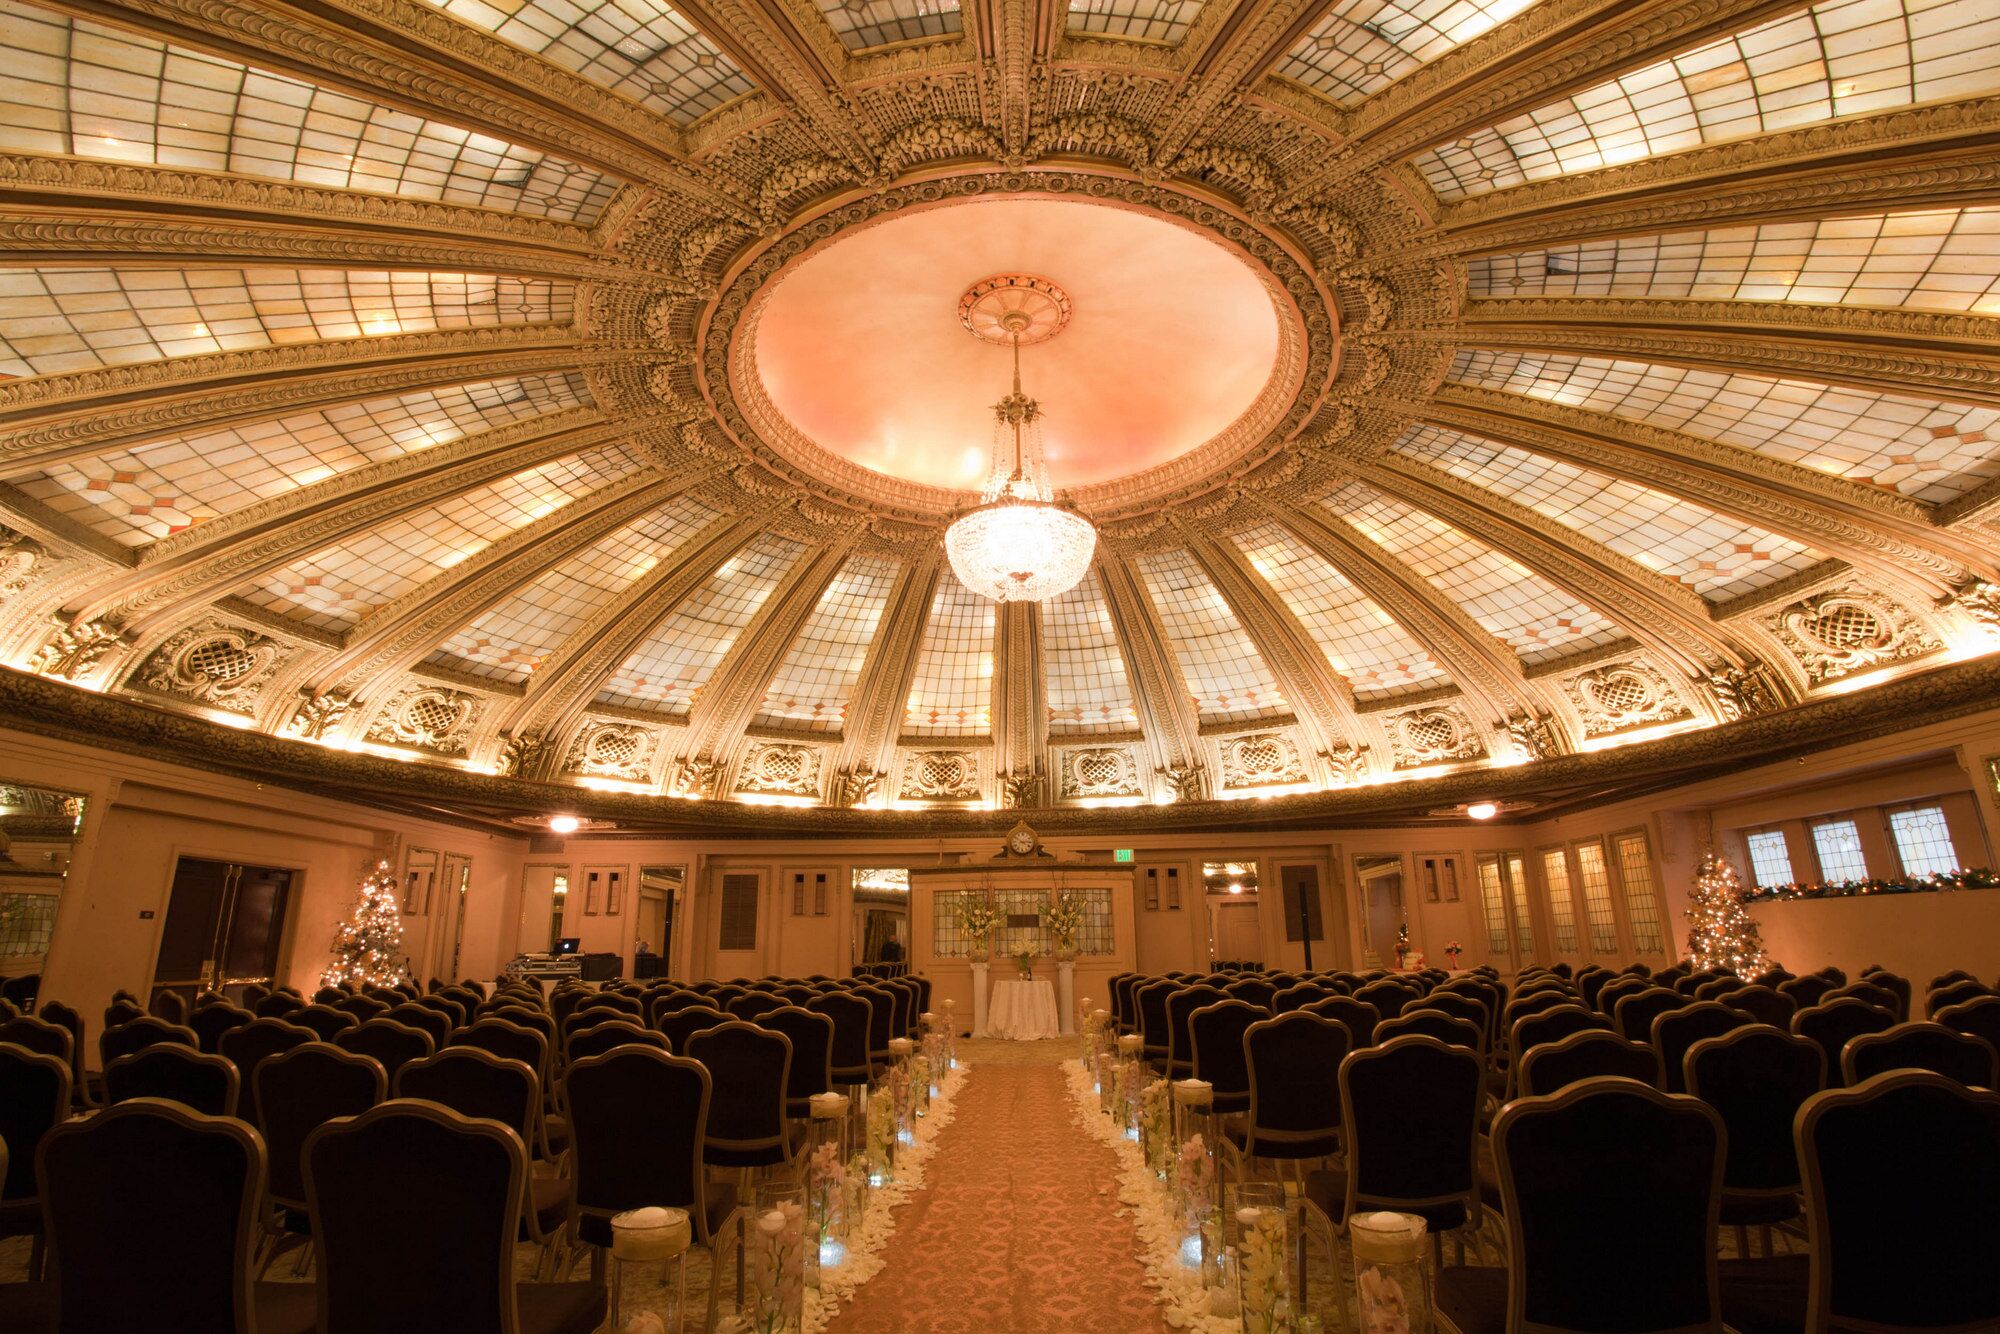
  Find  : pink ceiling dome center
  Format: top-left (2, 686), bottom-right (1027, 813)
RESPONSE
top-left (745, 197), bottom-right (1289, 493)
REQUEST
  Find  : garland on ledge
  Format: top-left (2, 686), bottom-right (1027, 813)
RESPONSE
top-left (1739, 867), bottom-right (1998, 904)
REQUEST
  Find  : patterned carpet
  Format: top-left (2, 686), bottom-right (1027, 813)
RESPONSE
top-left (826, 1044), bottom-right (1169, 1334)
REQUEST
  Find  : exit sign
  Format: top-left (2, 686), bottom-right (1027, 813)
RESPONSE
top-left (1114, 849), bottom-right (1134, 863)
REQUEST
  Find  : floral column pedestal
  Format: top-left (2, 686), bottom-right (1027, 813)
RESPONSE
top-left (969, 959), bottom-right (990, 1038)
top-left (1056, 959), bottom-right (1076, 1037)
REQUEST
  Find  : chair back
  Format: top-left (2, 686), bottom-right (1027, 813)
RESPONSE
top-left (1164, 985), bottom-right (1227, 1077)
top-left (1684, 1026), bottom-right (1822, 1198)
top-left (306, 1101), bottom-right (528, 1334)
top-left (685, 1021), bottom-right (793, 1167)
top-left (1825, 980), bottom-right (1899, 1016)
top-left (217, 1018), bottom-right (314, 1129)
top-left (1778, 974), bottom-right (1836, 1010)
top-left (1413, 991), bottom-right (1488, 1040)
top-left (1842, 1020), bottom-right (1998, 1087)
top-left (1222, 976), bottom-right (1276, 1009)
top-left (725, 992), bottom-right (787, 1023)
top-left (1187, 999), bottom-right (1263, 1114)
top-left (1792, 998), bottom-right (1896, 1087)
top-left (566, 1020), bottom-right (668, 1063)
top-left (1855, 971), bottom-right (1909, 1020)
top-left (329, 993), bottom-right (390, 1023)
top-left (1936, 993), bottom-right (2000, 1064)
top-left (1301, 994), bottom-right (1379, 1049)
top-left (1511, 1004), bottom-right (1608, 1058)
top-left (41, 1100), bottom-right (262, 1333)
top-left (384, 1003), bottom-right (452, 1049)
top-left (396, 1048), bottom-right (538, 1142)
top-left (1339, 1036), bottom-right (1482, 1232)
top-left (291, 1004), bottom-right (358, 1040)
top-left (252, 992), bottom-right (303, 1020)
top-left (1375, 1010), bottom-right (1481, 1052)
top-left (657, 1004), bottom-right (730, 1054)
top-left (333, 1018), bottom-right (435, 1083)
top-left (1136, 980), bottom-right (1177, 1063)
top-left (1651, 1001), bottom-right (1744, 1095)
top-left (103, 998), bottom-right (145, 1030)
top-left (577, 992), bottom-right (644, 1022)
top-left (1241, 1012), bottom-right (1348, 1158)
top-left (1797, 1072), bottom-right (2000, 1330)
top-left (1270, 982), bottom-right (1331, 1012)
top-left (104, 1044), bottom-right (239, 1116)
top-left (1501, 989), bottom-right (1573, 1031)
top-left (0, 1014), bottom-right (71, 1064)
top-left (187, 1002), bottom-right (255, 1054)
top-left (758, 1006), bottom-right (835, 1114)
top-left (1612, 988), bottom-right (1688, 1044)
top-left (1353, 979), bottom-right (1416, 1020)
top-left (255, 1042), bottom-right (385, 1210)
top-left (1723, 985), bottom-right (1795, 1029)
top-left (0, 1042), bottom-right (69, 1201)
top-left (806, 992), bottom-right (873, 1082)
top-left (1493, 1079), bottom-right (1722, 1331)
top-left (1517, 1030), bottom-right (1662, 1097)
top-left (453, 1017), bottom-right (550, 1087)
top-left (1925, 978), bottom-right (1991, 1018)
top-left (856, 985), bottom-right (897, 1059)
top-left (99, 1015), bottom-right (197, 1066)
top-left (564, 1048), bottom-right (727, 1246)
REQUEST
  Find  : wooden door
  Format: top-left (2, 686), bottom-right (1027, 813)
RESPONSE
top-left (154, 857), bottom-right (294, 996)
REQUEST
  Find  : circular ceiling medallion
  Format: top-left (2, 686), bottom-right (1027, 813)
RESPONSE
top-left (735, 194), bottom-right (1300, 497)
top-left (957, 274), bottom-right (1073, 345)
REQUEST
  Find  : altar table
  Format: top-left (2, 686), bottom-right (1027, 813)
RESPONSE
top-left (981, 978), bottom-right (1060, 1040)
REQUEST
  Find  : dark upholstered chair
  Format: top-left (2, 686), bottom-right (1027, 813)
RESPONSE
top-left (1164, 984), bottom-right (1228, 1080)
top-left (41, 1099), bottom-right (317, 1334)
top-left (564, 1048), bottom-right (738, 1332)
top-left (1231, 1012), bottom-right (1349, 1170)
top-left (1778, 974), bottom-right (1837, 1011)
top-left (1792, 998), bottom-right (1896, 1088)
top-left (1354, 979), bottom-right (1418, 1020)
top-left (188, 1001), bottom-right (255, 1054)
top-left (1222, 976), bottom-right (1276, 1009)
top-left (104, 1044), bottom-right (240, 1116)
top-left (333, 1018), bottom-right (434, 1084)
top-left (686, 1021), bottom-right (796, 1171)
top-left (1841, 1020), bottom-right (1998, 1087)
top-left (1937, 993), bottom-right (2000, 1064)
top-left (255, 1042), bottom-right (386, 1224)
top-left (1725, 985), bottom-right (1797, 1029)
top-left (1651, 1001), bottom-right (1745, 1095)
top-left (253, 992), bottom-right (305, 1020)
top-left (757, 1006), bottom-right (835, 1117)
top-left (99, 1015), bottom-right (197, 1067)
top-left (0, 1015), bottom-right (71, 1065)
top-left (1135, 980), bottom-right (1177, 1073)
top-left (1516, 1029), bottom-right (1662, 1097)
top-left (1720, 1072), bottom-right (2000, 1332)
top-left (1925, 978), bottom-right (1990, 1018)
top-left (1187, 999), bottom-right (1264, 1117)
top-left (35, 1000), bottom-right (92, 1109)
top-left (1375, 1010), bottom-right (1482, 1052)
top-left (290, 1004), bottom-right (357, 1041)
top-left (305, 1101), bottom-right (605, 1334)
top-left (0, 1042), bottom-right (69, 1264)
top-left (1271, 982), bottom-right (1333, 1012)
top-left (725, 991), bottom-right (787, 1023)
top-left (384, 1002), bottom-right (452, 1049)
top-left (217, 1017), bottom-right (314, 1131)
top-left (1301, 994), bottom-right (1379, 1049)
top-left (1304, 1036), bottom-right (1481, 1248)
top-left (1612, 987), bottom-right (1689, 1045)
top-left (1440, 1079), bottom-right (1724, 1334)
top-left (807, 991), bottom-right (874, 1087)
top-left (396, 1048), bottom-right (569, 1255)
top-left (1685, 1026), bottom-right (1823, 1239)
top-left (564, 1019), bottom-right (667, 1064)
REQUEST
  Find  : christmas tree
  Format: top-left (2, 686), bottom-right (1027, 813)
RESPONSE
top-left (322, 859), bottom-right (410, 988)
top-left (1684, 850), bottom-right (1769, 975)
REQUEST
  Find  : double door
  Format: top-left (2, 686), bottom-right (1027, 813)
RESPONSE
top-left (153, 857), bottom-right (294, 997)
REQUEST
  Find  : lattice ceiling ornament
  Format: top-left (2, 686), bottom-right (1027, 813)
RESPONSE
top-left (943, 276), bottom-right (1098, 603)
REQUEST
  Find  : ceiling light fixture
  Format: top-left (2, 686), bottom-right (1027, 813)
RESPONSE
top-left (943, 275), bottom-right (1097, 602)
top-left (1466, 802), bottom-right (1498, 821)
top-left (548, 815), bottom-right (581, 834)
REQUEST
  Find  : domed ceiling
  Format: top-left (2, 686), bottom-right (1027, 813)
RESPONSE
top-left (1, 0), bottom-right (1998, 824)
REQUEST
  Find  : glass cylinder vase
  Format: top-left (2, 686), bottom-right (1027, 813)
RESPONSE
top-left (1229, 1183), bottom-right (1294, 1334)
top-left (744, 1183), bottom-right (806, 1334)
top-left (1349, 1210), bottom-right (1431, 1334)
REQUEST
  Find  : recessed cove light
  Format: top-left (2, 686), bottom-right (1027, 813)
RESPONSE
top-left (548, 815), bottom-right (582, 835)
top-left (1466, 802), bottom-right (1498, 821)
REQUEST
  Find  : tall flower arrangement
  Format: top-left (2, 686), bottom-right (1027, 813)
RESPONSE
top-left (1685, 849), bottom-right (1770, 975)
top-left (321, 859), bottom-right (409, 988)
top-left (958, 896), bottom-right (999, 959)
top-left (1043, 892), bottom-right (1085, 959)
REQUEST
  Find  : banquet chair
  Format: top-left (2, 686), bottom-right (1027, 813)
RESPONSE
top-left (1857, 969), bottom-right (1912, 1021)
top-left (1353, 979), bottom-right (1418, 1020)
top-left (1684, 1026), bottom-right (1822, 1248)
top-left (1516, 1029), bottom-right (1662, 1097)
top-left (190, 1001), bottom-right (256, 1054)
top-left (254, 1042), bottom-right (385, 1260)
top-left (102, 997), bottom-right (145, 1031)
top-left (34, 1000), bottom-right (93, 1109)
top-left (1593, 975), bottom-right (1650, 1020)
top-left (856, 984), bottom-right (898, 1072)
top-left (40, 1098), bottom-right (318, 1334)
top-left (1778, 974), bottom-right (1837, 1011)
top-left (0, 1014), bottom-right (70, 1066)
top-left (564, 1048), bottom-right (737, 1331)
top-left (1825, 979), bottom-right (1900, 1016)
top-left (757, 1006), bottom-right (835, 1119)
top-left (0, 1134), bottom-right (50, 1330)
top-left (1411, 991), bottom-right (1489, 1047)
top-left (104, 1044), bottom-right (240, 1116)
top-left (1304, 1035), bottom-right (1482, 1273)
top-left (1840, 1020), bottom-right (1997, 1087)
top-left (384, 1002), bottom-right (453, 1049)
top-left (1164, 984), bottom-right (1228, 1080)
top-left (396, 1048), bottom-right (570, 1268)
top-left (1221, 976), bottom-right (1276, 1010)
top-left (99, 1014), bottom-right (197, 1066)
top-left (414, 993), bottom-right (469, 1029)
top-left (1612, 988), bottom-right (1689, 1046)
top-left (1724, 985), bottom-right (1796, 1029)
top-left (311, 986), bottom-right (347, 1006)
top-left (1509, 1004), bottom-right (1607, 1059)
top-left (0, 1042), bottom-right (68, 1272)
top-left (1299, 994), bottom-right (1377, 1050)
top-left (305, 1101), bottom-right (605, 1334)
top-left (686, 1022), bottom-right (798, 1174)
top-left (1651, 1001), bottom-right (1745, 1095)
top-left (1719, 1071), bottom-right (2000, 1333)
top-left (333, 1018), bottom-right (435, 1085)
top-left (648, 989), bottom-right (711, 1026)
top-left (291, 1003), bottom-right (358, 1041)
top-left (1229, 1012), bottom-right (1349, 1188)
top-left (724, 991), bottom-right (787, 1023)
top-left (1936, 993), bottom-right (2000, 1062)
top-left (218, 1018), bottom-right (315, 1131)
top-left (328, 993), bottom-right (390, 1023)
top-left (1109, 974), bottom-right (1139, 1032)
top-left (1792, 998), bottom-right (1896, 1088)
top-left (1270, 982), bottom-right (1332, 1012)
top-left (1187, 999), bottom-right (1262, 1117)
top-left (150, 987), bottom-right (190, 1025)
top-left (1135, 980), bottom-right (1179, 1073)
top-left (253, 992), bottom-right (305, 1020)
top-left (565, 1020), bottom-right (667, 1063)
top-left (1376, 1010), bottom-right (1482, 1053)
top-left (1438, 1078), bottom-right (1724, 1334)
top-left (658, 1004), bottom-right (731, 1055)
top-left (1929, 968), bottom-right (1978, 991)
top-left (1498, 989), bottom-right (1572, 1032)
top-left (806, 991), bottom-right (875, 1091)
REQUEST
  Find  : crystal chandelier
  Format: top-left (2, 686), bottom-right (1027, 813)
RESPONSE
top-left (944, 275), bottom-right (1097, 603)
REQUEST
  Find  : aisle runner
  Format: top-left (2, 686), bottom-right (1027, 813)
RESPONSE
top-left (824, 1061), bottom-right (1170, 1334)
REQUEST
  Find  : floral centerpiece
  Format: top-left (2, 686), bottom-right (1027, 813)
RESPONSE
top-left (1013, 947), bottom-right (1036, 980)
top-left (866, 1090), bottom-right (897, 1182)
top-left (1443, 940), bottom-right (1462, 968)
top-left (1393, 922), bottom-right (1411, 969)
top-left (1141, 1077), bottom-right (1174, 1178)
top-left (1043, 892), bottom-right (1085, 961)
top-left (804, 1142), bottom-right (846, 1274)
top-left (958, 897), bottom-right (999, 960)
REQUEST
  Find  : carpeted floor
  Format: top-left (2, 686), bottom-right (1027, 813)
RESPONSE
top-left (825, 1041), bottom-right (1168, 1334)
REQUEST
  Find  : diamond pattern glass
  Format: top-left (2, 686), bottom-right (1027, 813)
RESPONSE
top-left (903, 571), bottom-right (995, 737)
top-left (1136, 549), bottom-right (1290, 725)
top-left (1889, 805), bottom-right (1958, 876)
top-left (754, 553), bottom-right (900, 733)
top-left (1042, 569), bottom-right (1141, 734)
top-left (1278, 0), bottom-right (1535, 105)
top-left (1812, 817), bottom-right (1870, 881)
top-left (1745, 829), bottom-right (1795, 886)
top-left (812, 0), bottom-right (963, 49)
top-left (1067, 0), bottom-right (1204, 43)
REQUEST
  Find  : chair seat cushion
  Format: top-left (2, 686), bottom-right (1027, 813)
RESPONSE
top-left (1436, 1264), bottom-right (1507, 1334)
top-left (1716, 1255), bottom-right (1810, 1334)
top-left (254, 1280), bottom-right (321, 1334)
top-left (516, 1280), bottom-right (609, 1334)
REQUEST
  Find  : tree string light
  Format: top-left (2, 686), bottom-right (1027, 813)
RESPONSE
top-left (1684, 849), bottom-right (1770, 976)
top-left (322, 858), bottom-right (410, 988)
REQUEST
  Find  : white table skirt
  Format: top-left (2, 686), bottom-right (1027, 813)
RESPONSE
top-left (981, 978), bottom-right (1060, 1041)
